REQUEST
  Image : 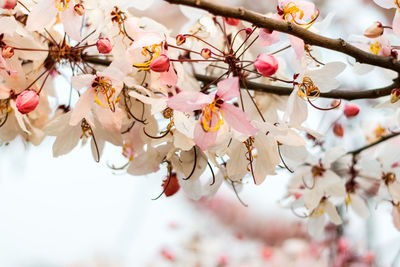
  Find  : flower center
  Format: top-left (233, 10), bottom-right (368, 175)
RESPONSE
top-left (55, 0), bottom-right (70, 12)
top-left (133, 43), bottom-right (162, 71)
top-left (279, 2), bottom-right (319, 29)
top-left (111, 6), bottom-right (126, 24)
top-left (123, 143), bottom-right (134, 161)
top-left (297, 77), bottom-right (320, 99)
top-left (383, 172), bottom-right (397, 185)
top-left (369, 41), bottom-right (381, 55)
top-left (80, 119), bottom-right (92, 138)
top-left (311, 163), bottom-right (325, 178)
top-left (91, 76), bottom-right (120, 112)
top-left (200, 99), bottom-right (224, 132)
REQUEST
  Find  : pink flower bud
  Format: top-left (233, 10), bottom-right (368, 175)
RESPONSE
top-left (74, 4), bottom-right (85, 16)
top-left (96, 38), bottom-right (112, 54)
top-left (150, 54), bottom-right (170, 72)
top-left (344, 104), bottom-right (360, 118)
top-left (2, 0), bottom-right (17, 9)
top-left (2, 46), bottom-right (14, 59)
top-left (201, 48), bottom-right (211, 59)
top-left (333, 123), bottom-right (344, 137)
top-left (176, 34), bottom-right (186, 46)
top-left (254, 54), bottom-right (279, 77)
top-left (391, 88), bottom-right (400, 103)
top-left (245, 28), bottom-right (253, 35)
top-left (364, 22), bottom-right (384, 38)
top-left (16, 89), bottom-right (40, 114)
top-left (224, 17), bottom-right (240, 26)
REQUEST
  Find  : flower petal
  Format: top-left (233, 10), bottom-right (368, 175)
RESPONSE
top-left (216, 77), bottom-right (240, 100)
top-left (167, 91), bottom-right (214, 112)
top-left (220, 103), bottom-right (258, 136)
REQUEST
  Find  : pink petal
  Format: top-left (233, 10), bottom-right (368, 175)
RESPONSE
top-left (26, 0), bottom-right (57, 31)
top-left (194, 122), bottom-right (217, 151)
top-left (259, 29), bottom-right (281, 46)
top-left (160, 65), bottom-right (178, 86)
top-left (220, 103), bottom-right (258, 136)
top-left (216, 77), bottom-right (239, 100)
top-left (167, 92), bottom-right (214, 112)
top-left (289, 34), bottom-right (305, 59)
top-left (373, 0), bottom-right (396, 9)
top-left (393, 12), bottom-right (400, 35)
top-left (60, 6), bottom-right (82, 41)
top-left (70, 88), bottom-right (94, 126)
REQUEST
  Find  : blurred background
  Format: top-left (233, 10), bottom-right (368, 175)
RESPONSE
top-left (1, 0), bottom-right (400, 266)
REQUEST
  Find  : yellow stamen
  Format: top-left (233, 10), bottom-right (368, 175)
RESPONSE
top-left (369, 41), bottom-right (381, 55)
top-left (282, 2), bottom-right (319, 30)
top-left (133, 43), bottom-right (162, 71)
top-left (80, 119), bottom-right (92, 139)
top-left (297, 77), bottom-right (320, 100)
top-left (200, 100), bottom-right (224, 132)
top-left (92, 77), bottom-right (120, 112)
top-left (55, 0), bottom-right (70, 12)
top-left (345, 194), bottom-right (352, 206)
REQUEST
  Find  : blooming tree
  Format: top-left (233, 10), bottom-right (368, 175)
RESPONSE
top-left (1, 0), bottom-right (400, 250)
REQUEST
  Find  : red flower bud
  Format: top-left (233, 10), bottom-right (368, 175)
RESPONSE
top-left (150, 54), bottom-right (170, 72)
top-left (201, 48), bottom-right (211, 59)
top-left (224, 17), bottom-right (240, 26)
top-left (2, 46), bottom-right (14, 59)
top-left (245, 28), bottom-right (253, 35)
top-left (16, 89), bottom-right (40, 114)
top-left (74, 4), bottom-right (85, 16)
top-left (364, 22), bottom-right (384, 38)
top-left (2, 0), bottom-right (17, 9)
top-left (391, 88), bottom-right (400, 103)
top-left (254, 54), bottom-right (279, 77)
top-left (333, 123), bottom-right (344, 137)
top-left (96, 38), bottom-right (112, 54)
top-left (344, 104), bottom-right (360, 118)
top-left (162, 173), bottom-right (180, 197)
top-left (176, 34), bottom-right (186, 46)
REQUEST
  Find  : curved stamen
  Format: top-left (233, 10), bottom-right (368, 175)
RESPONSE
top-left (307, 98), bottom-right (342, 111)
top-left (208, 161), bottom-right (216, 186)
top-left (200, 101), bottom-right (224, 132)
top-left (183, 146), bottom-right (197, 180)
top-left (152, 162), bottom-right (172, 200)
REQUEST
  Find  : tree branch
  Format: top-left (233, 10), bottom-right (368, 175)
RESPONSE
top-left (164, 0), bottom-right (400, 73)
top-left (83, 57), bottom-right (399, 100)
top-left (195, 74), bottom-right (399, 100)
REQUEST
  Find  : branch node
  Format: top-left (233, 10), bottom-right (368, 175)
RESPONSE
top-left (338, 38), bottom-right (347, 47)
top-left (287, 22), bottom-right (293, 32)
top-left (238, 7), bottom-right (245, 16)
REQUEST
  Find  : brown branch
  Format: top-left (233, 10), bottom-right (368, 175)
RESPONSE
top-left (164, 0), bottom-right (400, 73)
top-left (195, 74), bottom-right (399, 100)
top-left (83, 57), bottom-right (399, 100)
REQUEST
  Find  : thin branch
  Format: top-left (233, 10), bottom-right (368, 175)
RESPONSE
top-left (164, 0), bottom-right (400, 73)
top-left (347, 132), bottom-right (400, 156)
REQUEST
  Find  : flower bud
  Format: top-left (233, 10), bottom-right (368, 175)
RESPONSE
top-left (254, 54), bottom-right (279, 77)
top-left (224, 17), bottom-right (240, 26)
top-left (176, 34), bottom-right (186, 46)
top-left (16, 89), bottom-right (40, 114)
top-left (2, 0), bottom-right (17, 9)
top-left (96, 38), bottom-right (112, 54)
top-left (201, 48), bottom-right (211, 59)
top-left (344, 104), bottom-right (360, 118)
top-left (391, 88), bottom-right (400, 103)
top-left (162, 173), bottom-right (180, 197)
top-left (150, 54), bottom-right (170, 72)
top-left (74, 4), bottom-right (85, 16)
top-left (245, 28), bottom-right (253, 35)
top-left (333, 123), bottom-right (344, 137)
top-left (364, 22), bottom-right (384, 38)
top-left (2, 46), bottom-right (14, 59)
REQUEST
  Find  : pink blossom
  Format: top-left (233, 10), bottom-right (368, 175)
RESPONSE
top-left (167, 77), bottom-right (258, 150)
top-left (254, 54), bottom-right (279, 77)
top-left (373, 0), bottom-right (400, 34)
top-left (15, 89), bottom-right (40, 114)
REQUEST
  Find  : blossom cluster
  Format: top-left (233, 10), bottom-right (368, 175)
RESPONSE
top-left (1, 0), bottom-right (400, 240)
